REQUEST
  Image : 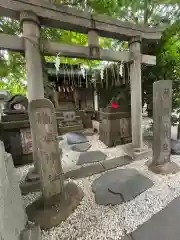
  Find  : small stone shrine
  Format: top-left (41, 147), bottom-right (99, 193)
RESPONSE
top-left (26, 98), bottom-right (84, 229)
top-left (148, 80), bottom-right (180, 174)
top-left (98, 82), bottom-right (131, 147)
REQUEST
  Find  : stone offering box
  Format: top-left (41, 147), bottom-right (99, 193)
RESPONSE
top-left (99, 106), bottom-right (132, 147)
top-left (0, 112), bottom-right (33, 166)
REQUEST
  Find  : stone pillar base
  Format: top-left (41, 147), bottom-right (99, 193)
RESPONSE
top-left (133, 148), bottom-right (152, 161)
top-left (20, 168), bottom-right (40, 195)
top-left (26, 182), bottom-right (84, 229)
top-left (20, 223), bottom-right (41, 240)
top-left (147, 160), bottom-right (180, 175)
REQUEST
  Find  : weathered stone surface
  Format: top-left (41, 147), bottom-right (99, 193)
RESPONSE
top-left (65, 163), bottom-right (105, 179)
top-left (92, 169), bottom-right (136, 193)
top-left (123, 196), bottom-right (180, 240)
top-left (71, 142), bottom-right (91, 152)
top-left (147, 160), bottom-right (180, 175)
top-left (101, 155), bottom-right (132, 170)
top-left (26, 182), bottom-right (84, 230)
top-left (77, 151), bottom-right (107, 165)
top-left (28, 99), bottom-right (64, 202)
top-left (0, 141), bottom-right (27, 240)
top-left (26, 168), bottom-right (40, 182)
top-left (95, 186), bottom-right (123, 206)
top-left (20, 223), bottom-right (41, 240)
top-left (152, 81), bottom-right (172, 165)
top-left (20, 180), bottom-right (41, 195)
top-left (109, 173), bottom-right (153, 201)
top-left (92, 169), bottom-right (153, 205)
top-left (133, 148), bottom-right (152, 161)
top-left (66, 132), bottom-right (89, 145)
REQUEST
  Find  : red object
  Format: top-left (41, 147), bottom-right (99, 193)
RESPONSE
top-left (111, 101), bottom-right (119, 109)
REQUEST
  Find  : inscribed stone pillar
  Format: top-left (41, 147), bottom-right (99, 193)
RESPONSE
top-left (20, 11), bottom-right (44, 101)
top-left (129, 36), bottom-right (143, 149)
top-left (152, 80), bottom-right (172, 165)
top-left (148, 80), bottom-right (180, 174)
top-left (28, 98), bottom-right (64, 202)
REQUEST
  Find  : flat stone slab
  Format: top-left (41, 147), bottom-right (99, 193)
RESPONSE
top-left (71, 142), bottom-right (91, 152)
top-left (109, 173), bottom-right (153, 202)
top-left (92, 169), bottom-right (153, 205)
top-left (101, 155), bottom-right (132, 170)
top-left (77, 151), bottom-right (107, 165)
top-left (122, 196), bottom-right (180, 240)
top-left (65, 132), bottom-right (89, 145)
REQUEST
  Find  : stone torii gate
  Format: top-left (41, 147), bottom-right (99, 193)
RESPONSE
top-left (0, 0), bottom-right (164, 149)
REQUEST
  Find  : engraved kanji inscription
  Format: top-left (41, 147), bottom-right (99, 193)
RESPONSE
top-left (163, 143), bottom-right (169, 151)
top-left (35, 111), bottom-right (52, 125)
top-left (164, 88), bottom-right (169, 95)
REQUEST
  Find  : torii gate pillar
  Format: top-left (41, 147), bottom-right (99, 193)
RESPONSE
top-left (129, 36), bottom-right (143, 149)
top-left (20, 11), bottom-right (44, 101)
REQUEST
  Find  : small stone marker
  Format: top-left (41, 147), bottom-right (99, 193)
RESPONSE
top-left (148, 80), bottom-right (180, 174)
top-left (28, 98), bottom-right (64, 202)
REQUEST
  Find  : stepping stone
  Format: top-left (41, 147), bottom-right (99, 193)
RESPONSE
top-left (109, 173), bottom-right (153, 202)
top-left (71, 143), bottom-right (91, 152)
top-left (77, 151), bottom-right (107, 165)
top-left (92, 169), bottom-right (153, 205)
top-left (95, 186), bottom-right (123, 206)
top-left (65, 132), bottom-right (89, 145)
top-left (122, 196), bottom-right (180, 240)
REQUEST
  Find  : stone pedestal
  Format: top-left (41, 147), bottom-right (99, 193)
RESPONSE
top-left (99, 107), bottom-right (131, 147)
top-left (26, 182), bottom-right (84, 229)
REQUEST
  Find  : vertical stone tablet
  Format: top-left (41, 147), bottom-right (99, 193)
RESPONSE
top-left (28, 98), bottom-right (64, 202)
top-left (152, 80), bottom-right (172, 165)
top-left (148, 80), bottom-right (180, 174)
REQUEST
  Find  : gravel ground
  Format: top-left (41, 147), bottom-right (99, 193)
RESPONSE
top-left (16, 118), bottom-right (180, 240)
top-left (18, 156), bottom-right (180, 240)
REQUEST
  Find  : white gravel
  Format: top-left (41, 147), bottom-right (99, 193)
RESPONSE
top-left (17, 155), bottom-right (180, 240)
top-left (16, 119), bottom-right (180, 240)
